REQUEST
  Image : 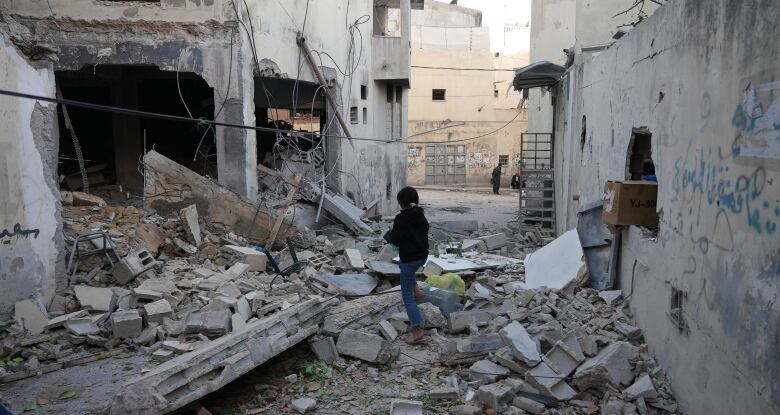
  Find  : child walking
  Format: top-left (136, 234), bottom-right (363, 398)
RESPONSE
top-left (384, 186), bottom-right (430, 344)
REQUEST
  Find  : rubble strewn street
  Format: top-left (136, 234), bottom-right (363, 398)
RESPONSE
top-left (0, 188), bottom-right (679, 414)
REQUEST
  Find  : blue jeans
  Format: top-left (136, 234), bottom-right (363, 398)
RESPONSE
top-left (399, 258), bottom-right (427, 328)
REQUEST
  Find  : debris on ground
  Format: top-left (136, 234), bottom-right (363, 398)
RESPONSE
top-left (0, 182), bottom-right (679, 415)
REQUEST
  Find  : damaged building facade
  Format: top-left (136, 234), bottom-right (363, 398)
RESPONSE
top-left (548, 0), bottom-right (780, 413)
top-left (0, 0), bottom-right (416, 316)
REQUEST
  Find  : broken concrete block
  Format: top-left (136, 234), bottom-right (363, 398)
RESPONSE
top-left (623, 373), bottom-right (658, 400)
top-left (448, 309), bottom-right (491, 333)
top-left (114, 249), bottom-right (158, 284)
top-left (377, 244), bottom-right (395, 261)
top-left (389, 399), bottom-right (423, 415)
top-left (291, 397), bottom-right (317, 414)
top-left (45, 310), bottom-right (89, 331)
top-left (419, 303), bottom-right (447, 328)
top-left (451, 333), bottom-right (504, 354)
top-left (144, 299), bottom-right (173, 325)
top-left (477, 381), bottom-right (513, 409)
top-left (216, 282), bottom-right (243, 299)
top-left (598, 290), bottom-right (623, 306)
top-left (111, 309), bottom-right (142, 338)
top-left (449, 405), bottom-right (482, 415)
top-left (179, 204), bottom-right (202, 247)
top-left (186, 309), bottom-right (232, 338)
top-left (513, 396), bottom-right (545, 414)
top-left (336, 329), bottom-right (392, 364)
top-left (344, 248), bottom-right (365, 269)
top-left (573, 341), bottom-right (639, 390)
top-left (226, 262), bottom-right (250, 279)
top-left (575, 328), bottom-right (598, 357)
top-left (74, 285), bottom-right (117, 312)
top-left (378, 320), bottom-right (398, 341)
top-left (601, 396), bottom-right (636, 415)
top-left (14, 298), bottom-right (49, 335)
top-left (135, 223), bottom-right (165, 255)
top-left (133, 324), bottom-right (159, 346)
top-left (469, 359), bottom-right (510, 383)
top-left (163, 317), bottom-right (185, 336)
top-left (545, 331), bottom-right (586, 376)
top-left (65, 317), bottom-right (100, 336)
top-left (331, 237), bottom-right (356, 253)
top-left (422, 261), bottom-right (444, 277)
top-left (152, 349), bottom-right (175, 362)
top-left (499, 321), bottom-right (541, 365)
top-left (162, 340), bottom-right (194, 354)
top-left (429, 385), bottom-right (459, 400)
top-left (526, 361), bottom-right (577, 400)
top-left (316, 273), bottom-right (378, 296)
top-left (495, 347), bottom-right (528, 374)
top-left (309, 335), bottom-right (338, 364)
top-left (173, 237), bottom-right (198, 254)
top-left (224, 245), bottom-right (267, 271)
top-left (614, 320), bottom-right (642, 340)
top-left (523, 229), bottom-right (588, 292)
top-left (231, 313), bottom-right (247, 332)
top-left (71, 191), bottom-right (107, 206)
top-left (478, 233), bottom-right (508, 251)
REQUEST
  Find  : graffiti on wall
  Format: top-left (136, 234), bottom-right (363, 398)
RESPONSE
top-left (0, 223), bottom-right (40, 245)
top-left (408, 146), bottom-right (423, 167)
top-left (732, 79), bottom-right (780, 159)
top-left (673, 148), bottom-right (779, 237)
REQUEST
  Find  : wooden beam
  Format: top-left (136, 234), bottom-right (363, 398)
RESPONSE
top-left (264, 174), bottom-right (302, 249)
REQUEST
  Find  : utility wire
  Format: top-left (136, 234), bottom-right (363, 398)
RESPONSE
top-left (412, 65), bottom-right (518, 72)
top-left (0, 88), bottom-right (523, 145)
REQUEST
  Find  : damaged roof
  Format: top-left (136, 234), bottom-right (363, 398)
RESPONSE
top-left (512, 61), bottom-right (566, 90)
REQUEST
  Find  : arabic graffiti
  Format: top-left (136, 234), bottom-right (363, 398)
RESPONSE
top-left (0, 223), bottom-right (40, 245)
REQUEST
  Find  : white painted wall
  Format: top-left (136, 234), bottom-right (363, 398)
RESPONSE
top-left (554, 0), bottom-right (780, 413)
top-left (0, 34), bottom-right (60, 317)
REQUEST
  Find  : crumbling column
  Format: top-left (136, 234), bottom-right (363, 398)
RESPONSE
top-left (212, 32), bottom-right (258, 201)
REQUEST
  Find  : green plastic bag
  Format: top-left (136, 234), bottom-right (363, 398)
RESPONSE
top-left (425, 273), bottom-right (465, 296)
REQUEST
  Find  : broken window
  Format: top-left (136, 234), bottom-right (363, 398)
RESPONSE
top-left (626, 128), bottom-right (655, 180)
top-left (361, 85), bottom-right (368, 100)
top-left (363, 107), bottom-right (368, 124)
top-left (350, 107), bottom-right (358, 124)
top-left (432, 89), bottom-right (446, 101)
top-left (669, 287), bottom-right (688, 334)
top-left (396, 86), bottom-right (403, 104)
top-left (499, 155), bottom-right (509, 167)
top-left (386, 84), bottom-right (395, 103)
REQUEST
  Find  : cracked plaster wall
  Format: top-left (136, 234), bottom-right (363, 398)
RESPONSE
top-left (0, 33), bottom-right (60, 317)
top-left (553, 0), bottom-right (780, 413)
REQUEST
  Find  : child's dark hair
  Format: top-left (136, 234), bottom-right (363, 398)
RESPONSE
top-left (397, 186), bottom-right (419, 208)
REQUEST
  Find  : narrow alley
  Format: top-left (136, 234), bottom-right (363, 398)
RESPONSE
top-left (0, 1), bottom-right (778, 415)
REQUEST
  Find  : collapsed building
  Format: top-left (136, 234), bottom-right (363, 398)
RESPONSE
top-left (0, 0), bottom-right (421, 316)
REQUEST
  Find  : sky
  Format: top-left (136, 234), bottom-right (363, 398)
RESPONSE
top-left (434, 0), bottom-right (532, 53)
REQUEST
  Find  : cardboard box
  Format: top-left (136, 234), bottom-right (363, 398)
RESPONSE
top-left (602, 181), bottom-right (658, 226)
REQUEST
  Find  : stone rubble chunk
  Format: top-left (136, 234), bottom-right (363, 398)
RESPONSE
top-left (573, 341), bottom-right (639, 390)
top-left (429, 385), bottom-right (459, 400)
top-left (449, 405), bottom-right (482, 415)
top-left (476, 381), bottom-right (513, 409)
top-left (336, 329), bottom-right (392, 363)
top-left (478, 233), bottom-right (508, 250)
top-left (179, 204), bottom-right (202, 247)
top-left (152, 348), bottom-right (175, 362)
top-left (448, 309), bottom-right (491, 333)
top-left (111, 309), bottom-right (142, 338)
top-left (114, 249), bottom-right (159, 284)
top-left (144, 299), bottom-right (173, 325)
top-left (513, 396), bottom-right (545, 414)
top-left (614, 320), bottom-right (642, 340)
top-left (65, 317), bottom-right (100, 336)
top-left (598, 290), bottom-right (623, 306)
top-left (226, 262), bottom-right (250, 279)
top-left (495, 347), bottom-right (528, 374)
top-left (526, 361), bottom-right (577, 400)
top-left (162, 340), bottom-right (194, 354)
top-left (389, 399), bottom-right (423, 415)
top-left (499, 321), bottom-right (541, 365)
top-left (469, 359), bottom-right (510, 383)
top-left (344, 248), bottom-right (365, 269)
top-left (378, 320), bottom-right (399, 341)
top-left (46, 310), bottom-right (89, 331)
top-left (309, 336), bottom-right (338, 364)
top-left (623, 373), bottom-right (659, 400)
top-left (14, 298), bottom-right (50, 335)
top-left (418, 303), bottom-right (447, 328)
top-left (224, 245), bottom-right (267, 271)
top-left (74, 285), bottom-right (117, 312)
top-left (291, 397), bottom-right (317, 414)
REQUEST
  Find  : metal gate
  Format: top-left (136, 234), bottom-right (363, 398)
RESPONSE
top-left (519, 133), bottom-right (555, 230)
top-left (425, 144), bottom-right (466, 185)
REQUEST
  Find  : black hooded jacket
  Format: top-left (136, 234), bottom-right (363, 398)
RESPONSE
top-left (384, 206), bottom-right (430, 263)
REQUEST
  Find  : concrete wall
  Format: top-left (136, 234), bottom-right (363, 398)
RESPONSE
top-left (553, 0), bottom-right (780, 413)
top-left (0, 33), bottom-right (62, 317)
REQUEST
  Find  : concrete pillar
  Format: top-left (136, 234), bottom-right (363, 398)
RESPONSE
top-left (111, 68), bottom-right (143, 191)
top-left (213, 33), bottom-right (257, 201)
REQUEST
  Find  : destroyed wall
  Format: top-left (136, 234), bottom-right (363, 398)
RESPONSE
top-left (0, 34), bottom-right (62, 317)
top-left (553, 0), bottom-right (780, 413)
top-left (246, 0), bottom-right (409, 212)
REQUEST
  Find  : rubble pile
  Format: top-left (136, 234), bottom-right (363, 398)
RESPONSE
top-left (1, 187), bottom-right (679, 415)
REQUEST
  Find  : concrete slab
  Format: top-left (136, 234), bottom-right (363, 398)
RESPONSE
top-left (179, 204), bottom-right (202, 247)
top-left (499, 321), bottom-right (541, 365)
top-left (14, 298), bottom-right (49, 334)
top-left (523, 229), bottom-right (588, 292)
top-left (74, 285), bottom-right (117, 312)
